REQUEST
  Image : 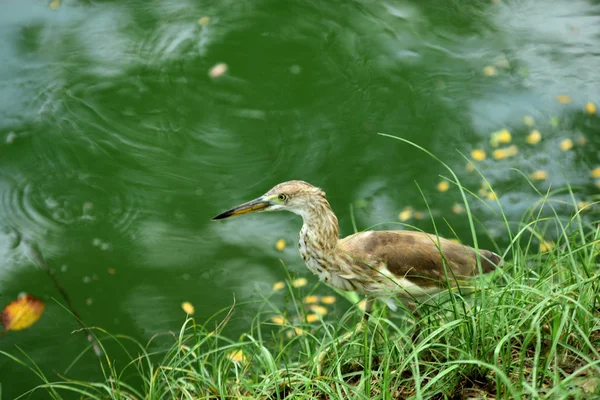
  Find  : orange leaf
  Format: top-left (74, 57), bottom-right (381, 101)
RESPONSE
top-left (2, 294), bottom-right (45, 333)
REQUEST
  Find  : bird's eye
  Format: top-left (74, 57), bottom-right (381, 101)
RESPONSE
top-left (278, 194), bottom-right (287, 201)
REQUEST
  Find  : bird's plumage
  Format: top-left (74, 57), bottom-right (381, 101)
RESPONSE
top-left (213, 180), bottom-right (503, 312)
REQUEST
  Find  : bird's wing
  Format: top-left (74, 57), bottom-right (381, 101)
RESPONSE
top-left (337, 230), bottom-right (502, 288)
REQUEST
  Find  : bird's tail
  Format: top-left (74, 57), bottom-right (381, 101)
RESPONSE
top-left (480, 250), bottom-right (504, 273)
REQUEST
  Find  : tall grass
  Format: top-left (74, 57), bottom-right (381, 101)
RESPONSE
top-left (3, 136), bottom-right (600, 399)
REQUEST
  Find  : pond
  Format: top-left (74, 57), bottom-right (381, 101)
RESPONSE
top-left (1, 0), bottom-right (599, 397)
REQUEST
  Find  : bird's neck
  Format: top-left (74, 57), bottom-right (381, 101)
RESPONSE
top-left (298, 200), bottom-right (339, 252)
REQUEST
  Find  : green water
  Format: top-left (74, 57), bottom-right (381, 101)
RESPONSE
top-left (1, 0), bottom-right (599, 396)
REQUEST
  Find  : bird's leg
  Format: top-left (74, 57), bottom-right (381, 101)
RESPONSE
top-left (316, 296), bottom-right (375, 374)
top-left (363, 297), bottom-right (374, 321)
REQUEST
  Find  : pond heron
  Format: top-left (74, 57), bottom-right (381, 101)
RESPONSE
top-left (213, 180), bottom-right (503, 317)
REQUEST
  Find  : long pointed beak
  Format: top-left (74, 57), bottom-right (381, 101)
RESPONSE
top-left (212, 197), bottom-right (271, 220)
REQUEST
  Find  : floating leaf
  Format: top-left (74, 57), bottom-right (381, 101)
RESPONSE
top-left (451, 203), bottom-right (465, 214)
top-left (309, 305), bottom-right (328, 316)
top-left (586, 102), bottom-right (597, 114)
top-left (486, 191), bottom-right (498, 201)
top-left (303, 295), bottom-right (318, 304)
top-left (321, 296), bottom-right (336, 304)
top-left (357, 299), bottom-right (366, 311)
top-left (2, 294), bottom-right (45, 333)
top-left (398, 207), bottom-right (413, 222)
top-left (483, 66), bottom-right (497, 76)
top-left (209, 63), bottom-right (228, 79)
top-left (490, 129), bottom-right (511, 147)
top-left (550, 116), bottom-right (560, 127)
top-left (292, 278), bottom-right (307, 288)
top-left (526, 130), bottom-right (542, 145)
top-left (181, 301), bottom-right (195, 315)
top-left (471, 149), bottom-right (486, 161)
top-left (539, 241), bottom-right (555, 253)
top-left (227, 350), bottom-right (247, 364)
top-left (492, 145), bottom-right (518, 160)
top-left (530, 170), bottom-right (549, 181)
top-left (559, 139), bottom-right (573, 151)
top-left (305, 314), bottom-right (319, 323)
top-left (436, 181), bottom-right (450, 192)
top-left (275, 239), bottom-right (286, 251)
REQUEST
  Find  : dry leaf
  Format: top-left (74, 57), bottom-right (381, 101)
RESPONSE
top-left (2, 294), bottom-right (45, 333)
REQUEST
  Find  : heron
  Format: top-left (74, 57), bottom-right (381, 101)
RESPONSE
top-left (213, 180), bottom-right (503, 318)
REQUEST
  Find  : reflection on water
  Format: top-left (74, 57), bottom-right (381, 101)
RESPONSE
top-left (1, 0), bottom-right (599, 396)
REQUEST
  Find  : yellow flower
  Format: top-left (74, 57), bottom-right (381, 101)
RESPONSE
top-left (556, 94), bottom-right (572, 104)
top-left (591, 168), bottom-right (600, 178)
top-left (271, 316), bottom-right (286, 325)
top-left (321, 296), bottom-right (336, 304)
top-left (586, 102), bottom-right (597, 114)
top-left (523, 116), bottom-right (535, 126)
top-left (272, 281), bottom-right (285, 291)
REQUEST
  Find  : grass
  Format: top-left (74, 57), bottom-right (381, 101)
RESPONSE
top-left (3, 138), bottom-right (600, 399)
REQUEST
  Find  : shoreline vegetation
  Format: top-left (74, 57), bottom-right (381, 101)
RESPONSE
top-left (3, 137), bottom-right (600, 399)
top-left (4, 213), bottom-right (599, 398)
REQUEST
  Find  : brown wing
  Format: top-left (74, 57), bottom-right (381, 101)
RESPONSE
top-left (338, 230), bottom-right (503, 288)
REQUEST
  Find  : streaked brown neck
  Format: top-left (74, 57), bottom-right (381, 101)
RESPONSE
top-left (298, 197), bottom-right (339, 252)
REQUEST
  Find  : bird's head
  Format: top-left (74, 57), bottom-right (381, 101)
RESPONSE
top-left (212, 180), bottom-right (326, 220)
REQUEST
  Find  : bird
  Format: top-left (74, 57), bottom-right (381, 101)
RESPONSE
top-left (213, 180), bottom-right (504, 317)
